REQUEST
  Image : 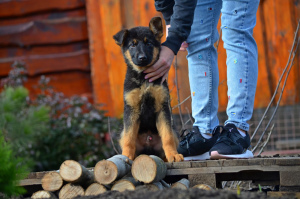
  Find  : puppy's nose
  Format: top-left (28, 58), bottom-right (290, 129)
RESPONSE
top-left (138, 55), bottom-right (147, 61)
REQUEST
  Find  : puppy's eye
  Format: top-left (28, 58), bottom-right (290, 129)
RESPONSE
top-left (130, 43), bottom-right (136, 48)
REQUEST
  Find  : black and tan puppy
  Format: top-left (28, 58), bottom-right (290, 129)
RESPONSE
top-left (113, 17), bottom-right (183, 162)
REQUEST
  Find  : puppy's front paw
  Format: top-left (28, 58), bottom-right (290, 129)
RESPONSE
top-left (122, 151), bottom-right (135, 161)
top-left (166, 153), bottom-right (184, 162)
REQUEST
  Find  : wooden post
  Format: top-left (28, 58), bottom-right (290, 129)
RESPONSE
top-left (84, 183), bottom-right (107, 196)
top-left (59, 160), bottom-right (94, 188)
top-left (41, 171), bottom-right (64, 192)
top-left (31, 191), bottom-right (57, 199)
top-left (131, 155), bottom-right (167, 183)
top-left (58, 183), bottom-right (84, 199)
top-left (111, 177), bottom-right (141, 192)
top-left (171, 178), bottom-right (190, 190)
top-left (94, 155), bottom-right (131, 185)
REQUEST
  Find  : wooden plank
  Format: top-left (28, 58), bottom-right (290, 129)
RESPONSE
top-left (0, 9), bottom-right (86, 26)
top-left (268, 192), bottom-right (300, 198)
top-left (263, 0), bottom-right (299, 105)
top-left (280, 171), bottom-right (300, 186)
top-left (0, 0), bottom-right (85, 17)
top-left (99, 0), bottom-right (126, 117)
top-left (0, 46), bottom-right (90, 76)
top-left (23, 71), bottom-right (93, 101)
top-left (86, 0), bottom-right (114, 116)
top-left (167, 165), bottom-right (300, 176)
top-left (0, 17), bottom-right (88, 47)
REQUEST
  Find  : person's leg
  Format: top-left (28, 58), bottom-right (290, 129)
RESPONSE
top-left (186, 0), bottom-right (222, 134)
top-left (210, 0), bottom-right (260, 159)
top-left (177, 0), bottom-right (222, 160)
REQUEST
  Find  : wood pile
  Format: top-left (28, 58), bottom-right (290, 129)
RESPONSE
top-left (31, 155), bottom-right (212, 199)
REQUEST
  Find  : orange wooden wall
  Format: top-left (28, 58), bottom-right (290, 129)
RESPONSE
top-left (0, 0), bottom-right (93, 100)
top-left (0, 0), bottom-right (299, 118)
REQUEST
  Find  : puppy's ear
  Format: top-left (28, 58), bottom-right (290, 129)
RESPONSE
top-left (149, 17), bottom-right (163, 41)
top-left (113, 29), bottom-right (128, 46)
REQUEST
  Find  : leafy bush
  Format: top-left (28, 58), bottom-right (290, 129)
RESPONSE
top-left (0, 62), bottom-right (120, 172)
top-left (0, 136), bottom-right (29, 197)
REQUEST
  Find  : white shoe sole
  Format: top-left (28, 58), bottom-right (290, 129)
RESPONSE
top-left (183, 152), bottom-right (210, 161)
top-left (210, 150), bottom-right (254, 159)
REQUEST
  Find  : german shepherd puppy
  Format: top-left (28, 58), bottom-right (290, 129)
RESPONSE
top-left (113, 17), bottom-right (183, 162)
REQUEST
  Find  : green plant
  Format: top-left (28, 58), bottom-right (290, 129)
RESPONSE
top-left (0, 136), bottom-right (29, 197)
top-left (1, 62), bottom-right (121, 172)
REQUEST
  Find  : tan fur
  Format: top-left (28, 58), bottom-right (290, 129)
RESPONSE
top-left (120, 82), bottom-right (183, 162)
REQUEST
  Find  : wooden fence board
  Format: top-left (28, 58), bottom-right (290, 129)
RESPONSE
top-left (0, 17), bottom-right (88, 47)
top-left (23, 71), bottom-right (93, 100)
top-left (0, 49), bottom-right (90, 76)
top-left (0, 0), bottom-right (85, 17)
top-left (0, 9), bottom-right (86, 26)
top-left (86, 0), bottom-right (114, 116)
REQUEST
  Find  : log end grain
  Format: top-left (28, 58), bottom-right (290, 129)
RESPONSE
top-left (193, 184), bottom-right (214, 190)
top-left (84, 183), bottom-right (107, 196)
top-left (111, 179), bottom-right (136, 192)
top-left (132, 155), bottom-right (166, 183)
top-left (59, 160), bottom-right (82, 182)
top-left (31, 190), bottom-right (57, 199)
top-left (41, 172), bottom-right (63, 192)
top-left (171, 182), bottom-right (188, 190)
top-left (94, 160), bottom-right (118, 185)
top-left (59, 183), bottom-right (84, 199)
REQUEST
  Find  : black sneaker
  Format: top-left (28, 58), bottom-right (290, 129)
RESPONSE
top-left (209, 123), bottom-right (253, 159)
top-left (177, 126), bottom-right (221, 161)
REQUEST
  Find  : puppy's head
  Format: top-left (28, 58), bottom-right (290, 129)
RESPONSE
top-left (113, 17), bottom-right (163, 72)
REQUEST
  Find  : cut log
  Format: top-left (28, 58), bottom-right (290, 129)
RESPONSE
top-left (131, 155), bottom-right (167, 183)
top-left (41, 171), bottom-right (64, 192)
top-left (144, 182), bottom-right (164, 191)
top-left (111, 177), bottom-right (141, 192)
top-left (84, 183), bottom-right (107, 196)
top-left (171, 178), bottom-right (190, 190)
top-left (59, 183), bottom-right (84, 199)
top-left (193, 184), bottom-right (214, 190)
top-left (31, 191), bottom-right (57, 199)
top-left (94, 155), bottom-right (131, 185)
top-left (59, 160), bottom-right (94, 188)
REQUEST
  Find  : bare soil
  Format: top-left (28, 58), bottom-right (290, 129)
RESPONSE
top-left (74, 186), bottom-right (288, 199)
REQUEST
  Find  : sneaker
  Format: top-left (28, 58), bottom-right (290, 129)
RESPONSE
top-left (177, 126), bottom-right (221, 161)
top-left (209, 123), bottom-right (253, 159)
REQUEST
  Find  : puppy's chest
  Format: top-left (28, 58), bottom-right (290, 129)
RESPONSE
top-left (124, 81), bottom-right (168, 112)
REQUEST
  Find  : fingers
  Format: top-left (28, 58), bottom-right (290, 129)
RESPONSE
top-left (145, 64), bottom-right (169, 82)
top-left (179, 41), bottom-right (188, 51)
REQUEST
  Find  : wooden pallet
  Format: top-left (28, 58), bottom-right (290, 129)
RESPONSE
top-left (165, 157), bottom-right (300, 190)
top-left (20, 157), bottom-right (300, 193)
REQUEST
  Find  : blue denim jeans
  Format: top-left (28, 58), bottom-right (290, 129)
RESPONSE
top-left (186, 0), bottom-right (259, 133)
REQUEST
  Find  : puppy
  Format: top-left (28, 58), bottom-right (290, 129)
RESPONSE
top-left (113, 17), bottom-right (183, 162)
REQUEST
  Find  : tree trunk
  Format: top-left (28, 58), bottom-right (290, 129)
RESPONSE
top-left (84, 183), bottom-right (107, 196)
top-left (94, 155), bottom-right (131, 185)
top-left (59, 160), bottom-right (94, 188)
top-left (111, 177), bottom-right (141, 192)
top-left (31, 190), bottom-right (57, 199)
top-left (58, 183), bottom-right (84, 199)
top-left (171, 178), bottom-right (190, 190)
top-left (132, 155), bottom-right (167, 183)
top-left (41, 171), bottom-right (64, 192)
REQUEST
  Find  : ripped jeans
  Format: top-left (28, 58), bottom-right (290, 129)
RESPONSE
top-left (186, 0), bottom-right (260, 133)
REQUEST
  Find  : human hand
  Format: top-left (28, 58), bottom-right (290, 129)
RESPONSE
top-left (143, 46), bottom-right (175, 84)
top-left (166, 24), bottom-right (188, 51)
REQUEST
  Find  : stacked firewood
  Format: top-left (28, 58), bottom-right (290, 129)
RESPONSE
top-left (31, 155), bottom-right (212, 199)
